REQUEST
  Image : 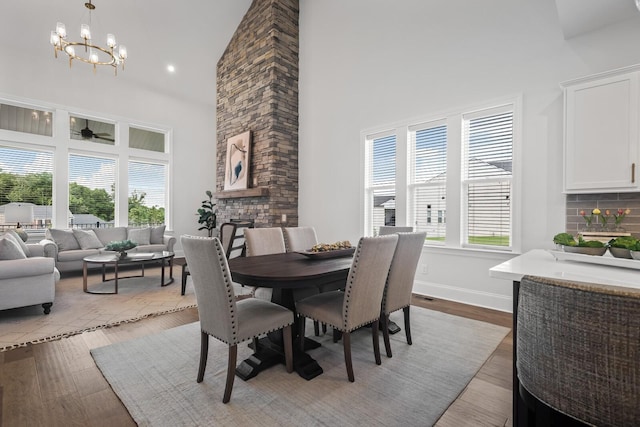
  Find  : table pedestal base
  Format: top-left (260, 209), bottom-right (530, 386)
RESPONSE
top-left (236, 336), bottom-right (323, 381)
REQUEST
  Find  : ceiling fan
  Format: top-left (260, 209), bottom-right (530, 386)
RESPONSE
top-left (73, 119), bottom-right (115, 142)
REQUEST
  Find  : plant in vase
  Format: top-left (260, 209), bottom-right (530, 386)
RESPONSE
top-left (580, 209), bottom-right (598, 231)
top-left (613, 208), bottom-right (631, 231)
top-left (599, 209), bottom-right (611, 230)
top-left (197, 190), bottom-right (217, 237)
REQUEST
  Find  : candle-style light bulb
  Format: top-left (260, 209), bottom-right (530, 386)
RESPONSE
top-left (106, 33), bottom-right (116, 48)
top-left (81, 24), bottom-right (91, 40)
top-left (118, 45), bottom-right (127, 59)
top-left (50, 31), bottom-right (60, 46)
top-left (56, 22), bottom-right (66, 38)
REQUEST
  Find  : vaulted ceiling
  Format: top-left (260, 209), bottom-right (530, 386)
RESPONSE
top-left (1, 1), bottom-right (637, 108)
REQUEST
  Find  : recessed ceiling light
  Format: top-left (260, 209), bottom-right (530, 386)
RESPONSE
top-left (167, 65), bottom-right (176, 73)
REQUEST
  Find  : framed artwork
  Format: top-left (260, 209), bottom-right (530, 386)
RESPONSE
top-left (224, 130), bottom-right (251, 191)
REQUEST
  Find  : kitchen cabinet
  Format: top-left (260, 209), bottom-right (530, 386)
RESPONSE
top-left (562, 66), bottom-right (640, 193)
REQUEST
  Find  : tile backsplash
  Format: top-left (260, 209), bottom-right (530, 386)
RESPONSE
top-left (566, 193), bottom-right (640, 236)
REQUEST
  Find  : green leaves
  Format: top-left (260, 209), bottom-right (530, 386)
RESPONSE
top-left (196, 191), bottom-right (217, 237)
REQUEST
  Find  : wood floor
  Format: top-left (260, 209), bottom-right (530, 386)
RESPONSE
top-left (0, 290), bottom-right (513, 427)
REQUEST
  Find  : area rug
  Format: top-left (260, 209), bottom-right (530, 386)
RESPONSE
top-left (0, 266), bottom-right (196, 351)
top-left (91, 307), bottom-right (509, 427)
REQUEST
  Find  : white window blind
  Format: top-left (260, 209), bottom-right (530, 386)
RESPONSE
top-left (462, 108), bottom-right (513, 248)
top-left (68, 154), bottom-right (116, 228)
top-left (128, 161), bottom-right (167, 226)
top-left (0, 146), bottom-right (53, 232)
top-left (409, 122), bottom-right (447, 242)
top-left (365, 133), bottom-right (396, 235)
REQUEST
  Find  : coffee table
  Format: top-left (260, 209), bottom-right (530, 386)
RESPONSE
top-left (83, 251), bottom-right (175, 294)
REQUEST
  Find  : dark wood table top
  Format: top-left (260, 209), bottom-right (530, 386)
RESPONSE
top-left (228, 252), bottom-right (353, 289)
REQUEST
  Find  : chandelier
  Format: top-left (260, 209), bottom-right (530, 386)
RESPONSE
top-left (50, 1), bottom-right (127, 75)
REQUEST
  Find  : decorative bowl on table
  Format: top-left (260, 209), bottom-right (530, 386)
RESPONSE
top-left (562, 245), bottom-right (607, 256)
top-left (105, 239), bottom-right (138, 259)
top-left (298, 240), bottom-right (355, 259)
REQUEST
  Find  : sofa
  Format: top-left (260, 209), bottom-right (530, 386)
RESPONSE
top-left (0, 230), bottom-right (60, 314)
top-left (42, 226), bottom-right (176, 273)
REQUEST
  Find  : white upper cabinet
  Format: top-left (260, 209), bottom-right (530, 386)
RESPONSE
top-left (562, 66), bottom-right (640, 193)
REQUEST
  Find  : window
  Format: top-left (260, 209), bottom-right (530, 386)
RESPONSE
top-left (0, 103), bottom-right (53, 137)
top-left (462, 106), bottom-right (513, 248)
top-left (0, 96), bottom-right (171, 232)
top-left (362, 97), bottom-right (518, 251)
top-left (0, 146), bottom-right (53, 233)
top-left (409, 121), bottom-right (447, 242)
top-left (68, 154), bottom-right (116, 228)
top-left (365, 132), bottom-right (396, 235)
top-left (128, 161), bottom-right (167, 226)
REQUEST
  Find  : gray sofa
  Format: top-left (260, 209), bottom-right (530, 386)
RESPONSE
top-left (42, 226), bottom-right (176, 273)
top-left (0, 230), bottom-right (60, 314)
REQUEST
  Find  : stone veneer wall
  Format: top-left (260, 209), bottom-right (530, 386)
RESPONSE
top-left (215, 0), bottom-right (299, 227)
top-left (566, 193), bottom-right (640, 236)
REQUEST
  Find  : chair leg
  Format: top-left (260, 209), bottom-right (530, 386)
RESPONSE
top-left (181, 265), bottom-right (188, 296)
top-left (314, 320), bottom-right (320, 336)
top-left (197, 331), bottom-right (209, 383)
top-left (322, 323), bottom-right (327, 334)
top-left (252, 337), bottom-right (260, 352)
top-left (343, 331), bottom-right (354, 382)
top-left (371, 320), bottom-right (382, 365)
top-left (223, 345), bottom-right (237, 404)
top-left (298, 315), bottom-right (306, 352)
top-left (403, 306), bottom-right (412, 345)
top-left (283, 324), bottom-right (294, 373)
top-left (381, 313), bottom-right (392, 358)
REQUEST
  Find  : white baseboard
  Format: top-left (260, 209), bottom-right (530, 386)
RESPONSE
top-left (413, 279), bottom-right (513, 313)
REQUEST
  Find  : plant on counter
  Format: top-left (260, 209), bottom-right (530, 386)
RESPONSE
top-left (552, 233), bottom-right (605, 248)
top-left (553, 232), bottom-right (577, 246)
top-left (580, 208), bottom-right (600, 229)
top-left (613, 208), bottom-right (631, 226)
top-left (608, 235), bottom-right (639, 249)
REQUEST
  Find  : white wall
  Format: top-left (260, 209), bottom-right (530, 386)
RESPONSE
top-left (0, 50), bottom-right (217, 254)
top-left (298, 0), bottom-right (640, 311)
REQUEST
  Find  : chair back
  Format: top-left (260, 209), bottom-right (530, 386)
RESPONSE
top-left (342, 235), bottom-right (398, 331)
top-left (383, 231), bottom-right (426, 314)
top-left (181, 235), bottom-right (239, 345)
top-left (244, 227), bottom-right (286, 256)
top-left (219, 222), bottom-right (238, 258)
top-left (517, 275), bottom-right (640, 426)
top-left (283, 226), bottom-right (318, 252)
top-left (379, 226), bottom-right (413, 235)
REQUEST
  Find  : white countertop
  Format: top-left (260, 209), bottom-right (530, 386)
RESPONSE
top-left (489, 249), bottom-right (640, 290)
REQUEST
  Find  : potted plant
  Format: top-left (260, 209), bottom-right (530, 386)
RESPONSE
top-left (197, 190), bottom-right (217, 237)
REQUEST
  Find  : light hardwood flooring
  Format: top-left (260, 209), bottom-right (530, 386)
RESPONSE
top-left (0, 276), bottom-right (513, 427)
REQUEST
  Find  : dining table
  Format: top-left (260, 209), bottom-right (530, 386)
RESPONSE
top-left (228, 251), bottom-right (353, 380)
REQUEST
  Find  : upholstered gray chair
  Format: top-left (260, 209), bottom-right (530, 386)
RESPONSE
top-left (378, 225), bottom-right (413, 235)
top-left (295, 235), bottom-right (398, 382)
top-left (380, 231), bottom-right (425, 357)
top-left (283, 226), bottom-right (318, 252)
top-left (244, 227), bottom-right (287, 300)
top-left (181, 235), bottom-right (294, 403)
top-left (517, 275), bottom-right (640, 426)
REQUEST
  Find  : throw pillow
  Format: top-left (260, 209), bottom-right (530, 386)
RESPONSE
top-left (0, 236), bottom-right (27, 260)
top-left (48, 229), bottom-right (81, 251)
top-left (4, 230), bottom-right (31, 257)
top-left (128, 227), bottom-right (151, 245)
top-left (150, 225), bottom-right (166, 244)
top-left (72, 229), bottom-right (104, 250)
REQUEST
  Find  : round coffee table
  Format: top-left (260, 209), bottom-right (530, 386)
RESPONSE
top-left (82, 251), bottom-right (175, 294)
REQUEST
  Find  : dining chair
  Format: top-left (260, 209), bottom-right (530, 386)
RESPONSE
top-left (283, 226), bottom-right (318, 252)
top-left (181, 222), bottom-right (252, 296)
top-left (380, 231), bottom-right (426, 357)
top-left (378, 225), bottom-right (413, 235)
top-left (283, 226), bottom-right (325, 335)
top-left (244, 227), bottom-right (287, 300)
top-left (516, 275), bottom-right (640, 426)
top-left (295, 235), bottom-right (398, 382)
top-left (181, 235), bottom-right (294, 403)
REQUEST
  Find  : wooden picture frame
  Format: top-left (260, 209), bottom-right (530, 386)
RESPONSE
top-left (224, 131), bottom-right (251, 191)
